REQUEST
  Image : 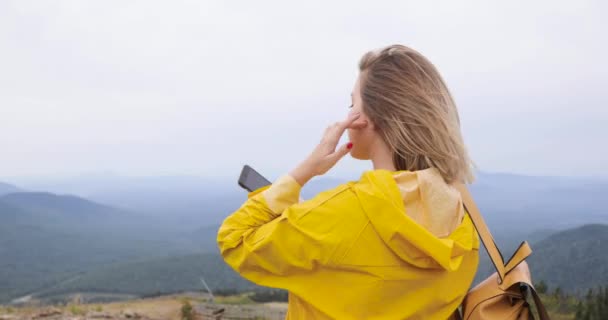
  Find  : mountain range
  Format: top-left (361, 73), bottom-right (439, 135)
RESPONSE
top-left (0, 171), bottom-right (606, 303)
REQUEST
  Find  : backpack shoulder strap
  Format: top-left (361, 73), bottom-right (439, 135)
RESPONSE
top-left (456, 184), bottom-right (533, 280)
top-left (455, 184), bottom-right (508, 282)
top-left (456, 184), bottom-right (548, 320)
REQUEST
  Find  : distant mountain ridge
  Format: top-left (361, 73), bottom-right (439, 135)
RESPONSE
top-left (0, 181), bottom-right (22, 196)
top-left (0, 191), bottom-right (135, 231)
top-left (27, 223), bottom-right (608, 302)
top-left (8, 171), bottom-right (608, 230)
top-left (528, 224), bottom-right (608, 293)
top-left (0, 189), bottom-right (205, 303)
top-left (1, 171), bottom-right (607, 303)
top-left (1, 192), bottom-right (119, 217)
top-left (28, 253), bottom-right (258, 301)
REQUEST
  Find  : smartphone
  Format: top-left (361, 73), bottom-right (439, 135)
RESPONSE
top-left (238, 165), bottom-right (272, 192)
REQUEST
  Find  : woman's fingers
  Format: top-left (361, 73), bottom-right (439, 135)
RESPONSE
top-left (348, 119), bottom-right (368, 130)
top-left (339, 112), bottom-right (361, 130)
top-left (324, 113), bottom-right (360, 145)
top-left (305, 113), bottom-right (362, 177)
top-left (327, 142), bottom-right (353, 164)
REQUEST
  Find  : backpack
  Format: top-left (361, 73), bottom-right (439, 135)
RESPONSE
top-left (450, 185), bottom-right (551, 320)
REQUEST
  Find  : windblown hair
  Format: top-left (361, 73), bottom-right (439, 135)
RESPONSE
top-left (359, 44), bottom-right (474, 183)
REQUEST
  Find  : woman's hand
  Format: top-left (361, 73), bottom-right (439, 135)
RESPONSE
top-left (289, 112), bottom-right (362, 186)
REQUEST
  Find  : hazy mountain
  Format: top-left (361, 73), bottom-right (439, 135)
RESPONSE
top-left (473, 224), bottom-right (608, 294)
top-left (0, 198), bottom-right (31, 222)
top-left (0, 192), bottom-right (125, 228)
top-left (2, 171), bottom-right (607, 302)
top-left (0, 191), bottom-right (208, 303)
top-left (32, 253), bottom-right (258, 302)
top-left (12, 174), bottom-right (246, 228)
top-left (0, 223), bottom-right (102, 302)
top-left (0, 181), bottom-right (22, 196)
top-left (187, 225), bottom-right (222, 253)
top-left (9, 174), bottom-right (350, 228)
top-left (466, 173), bottom-right (608, 250)
top-left (11, 171), bottom-right (608, 233)
top-left (1, 192), bottom-right (116, 215)
top-left (528, 224), bottom-right (608, 293)
top-left (24, 224), bottom-right (608, 303)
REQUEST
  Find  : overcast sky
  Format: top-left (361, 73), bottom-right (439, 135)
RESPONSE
top-left (1, 0), bottom-right (606, 181)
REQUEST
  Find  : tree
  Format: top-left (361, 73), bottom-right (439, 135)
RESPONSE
top-left (575, 301), bottom-right (584, 320)
top-left (554, 286), bottom-right (563, 299)
top-left (536, 280), bottom-right (548, 294)
top-left (575, 286), bottom-right (608, 320)
top-left (181, 300), bottom-right (194, 320)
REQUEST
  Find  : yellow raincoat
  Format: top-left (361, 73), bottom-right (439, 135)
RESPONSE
top-left (218, 168), bottom-right (479, 319)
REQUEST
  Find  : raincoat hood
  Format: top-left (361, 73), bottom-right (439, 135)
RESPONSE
top-left (354, 168), bottom-right (478, 271)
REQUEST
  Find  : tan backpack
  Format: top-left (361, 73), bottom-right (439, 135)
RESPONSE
top-left (451, 185), bottom-right (551, 320)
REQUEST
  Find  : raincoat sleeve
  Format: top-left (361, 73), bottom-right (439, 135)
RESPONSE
top-left (217, 174), bottom-right (342, 288)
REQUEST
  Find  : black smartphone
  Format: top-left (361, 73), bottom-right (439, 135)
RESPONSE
top-left (238, 165), bottom-right (272, 192)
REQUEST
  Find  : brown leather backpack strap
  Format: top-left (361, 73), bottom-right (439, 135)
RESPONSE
top-left (455, 184), bottom-right (507, 283)
top-left (504, 241), bottom-right (532, 274)
top-left (529, 284), bottom-right (551, 320)
top-left (456, 184), bottom-right (549, 320)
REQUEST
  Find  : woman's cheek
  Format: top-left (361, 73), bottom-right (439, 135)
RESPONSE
top-left (347, 130), bottom-right (364, 159)
top-left (350, 145), bottom-right (366, 160)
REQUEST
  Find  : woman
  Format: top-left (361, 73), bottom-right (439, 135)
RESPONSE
top-left (217, 44), bottom-right (479, 319)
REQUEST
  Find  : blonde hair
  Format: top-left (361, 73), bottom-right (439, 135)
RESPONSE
top-left (358, 44), bottom-right (474, 184)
